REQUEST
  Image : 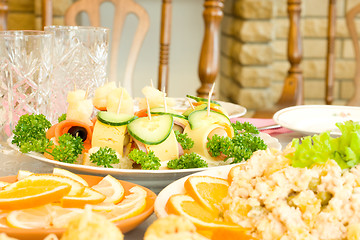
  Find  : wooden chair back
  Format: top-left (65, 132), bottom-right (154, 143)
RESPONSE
top-left (346, 2), bottom-right (360, 106)
top-left (42, 0), bottom-right (150, 96)
top-left (0, 0), bottom-right (8, 30)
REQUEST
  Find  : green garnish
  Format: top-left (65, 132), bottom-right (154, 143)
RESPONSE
top-left (128, 149), bottom-right (161, 170)
top-left (174, 130), bottom-right (194, 150)
top-left (58, 113), bottom-right (67, 123)
top-left (207, 121), bottom-right (267, 164)
top-left (289, 120), bottom-right (360, 169)
top-left (50, 133), bottom-right (84, 163)
top-left (167, 153), bottom-right (208, 169)
top-left (12, 114), bottom-right (52, 153)
top-left (89, 147), bottom-right (119, 168)
top-left (232, 121), bottom-right (259, 134)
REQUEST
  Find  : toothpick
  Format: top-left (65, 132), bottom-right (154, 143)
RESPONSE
top-left (207, 83), bottom-right (215, 116)
top-left (116, 90), bottom-right (124, 114)
top-left (74, 83), bottom-right (77, 91)
top-left (150, 79), bottom-right (154, 88)
top-left (146, 97), bottom-right (152, 120)
top-left (187, 98), bottom-right (195, 110)
top-left (84, 87), bottom-right (89, 99)
top-left (162, 87), bottom-right (167, 113)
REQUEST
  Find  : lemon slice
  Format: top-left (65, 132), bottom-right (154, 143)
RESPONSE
top-left (61, 187), bottom-right (106, 208)
top-left (52, 168), bottom-right (89, 187)
top-left (91, 175), bottom-right (124, 204)
top-left (6, 205), bottom-right (53, 229)
top-left (104, 186), bottom-right (147, 222)
top-left (16, 170), bottom-right (33, 181)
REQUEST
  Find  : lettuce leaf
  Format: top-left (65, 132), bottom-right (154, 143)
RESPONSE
top-left (288, 120), bottom-right (360, 169)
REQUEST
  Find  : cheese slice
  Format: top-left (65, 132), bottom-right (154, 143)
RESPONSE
top-left (91, 121), bottom-right (127, 156)
top-left (183, 124), bottom-right (231, 162)
top-left (145, 130), bottom-right (179, 162)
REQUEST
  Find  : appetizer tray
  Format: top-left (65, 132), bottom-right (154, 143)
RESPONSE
top-left (8, 132), bottom-right (280, 194)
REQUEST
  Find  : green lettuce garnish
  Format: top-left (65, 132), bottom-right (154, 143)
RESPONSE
top-left (289, 120), bottom-right (360, 169)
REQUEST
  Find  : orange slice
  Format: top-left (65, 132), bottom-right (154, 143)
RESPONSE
top-left (166, 194), bottom-right (238, 231)
top-left (103, 186), bottom-right (147, 222)
top-left (0, 178), bottom-right (71, 210)
top-left (184, 176), bottom-right (229, 212)
top-left (91, 175), bottom-right (124, 204)
top-left (4, 174), bottom-right (86, 197)
top-left (52, 168), bottom-right (89, 187)
top-left (61, 187), bottom-right (106, 208)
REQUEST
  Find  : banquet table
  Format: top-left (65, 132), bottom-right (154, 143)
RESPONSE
top-left (0, 118), bottom-right (305, 239)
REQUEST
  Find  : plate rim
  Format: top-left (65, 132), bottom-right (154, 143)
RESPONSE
top-left (273, 105), bottom-right (360, 135)
top-left (0, 174), bottom-right (156, 236)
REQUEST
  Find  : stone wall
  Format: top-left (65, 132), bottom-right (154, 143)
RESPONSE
top-left (8, 0), bottom-right (72, 30)
top-left (219, 0), bottom-right (360, 116)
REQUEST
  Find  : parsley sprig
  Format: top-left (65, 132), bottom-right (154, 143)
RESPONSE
top-left (128, 149), bottom-right (161, 170)
top-left (90, 147), bottom-right (119, 168)
top-left (50, 133), bottom-right (84, 163)
top-left (12, 114), bottom-right (84, 164)
top-left (167, 153), bottom-right (208, 169)
top-left (174, 130), bottom-right (194, 150)
top-left (207, 121), bottom-right (267, 164)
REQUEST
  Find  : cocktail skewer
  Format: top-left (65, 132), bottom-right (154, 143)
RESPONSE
top-left (207, 83), bottom-right (215, 116)
top-left (146, 97), bottom-right (152, 120)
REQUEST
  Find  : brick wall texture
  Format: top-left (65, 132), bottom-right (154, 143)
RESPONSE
top-left (8, 0), bottom-right (72, 30)
top-left (219, 0), bottom-right (360, 116)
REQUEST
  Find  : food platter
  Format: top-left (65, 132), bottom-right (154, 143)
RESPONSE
top-left (8, 132), bottom-right (280, 194)
top-left (0, 174), bottom-right (156, 240)
top-left (155, 164), bottom-right (233, 218)
top-left (273, 105), bottom-right (360, 136)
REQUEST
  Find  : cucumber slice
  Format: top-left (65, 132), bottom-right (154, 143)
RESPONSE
top-left (188, 109), bottom-right (231, 129)
top-left (150, 107), bottom-right (186, 119)
top-left (182, 104), bottom-right (207, 117)
top-left (127, 115), bottom-right (174, 145)
top-left (97, 111), bottom-right (137, 126)
top-left (186, 95), bottom-right (220, 106)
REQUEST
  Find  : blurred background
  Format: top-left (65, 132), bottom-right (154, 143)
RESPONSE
top-left (7, 0), bottom-right (360, 115)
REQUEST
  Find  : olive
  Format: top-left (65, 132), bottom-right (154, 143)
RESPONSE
top-left (68, 126), bottom-right (88, 142)
top-left (308, 177), bottom-right (321, 192)
top-left (317, 191), bottom-right (333, 206)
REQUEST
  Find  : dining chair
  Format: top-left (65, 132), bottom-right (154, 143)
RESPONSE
top-left (253, 0), bottom-right (337, 118)
top-left (42, 0), bottom-right (150, 96)
top-left (42, 0), bottom-right (224, 98)
top-left (0, 0), bottom-right (8, 30)
top-left (346, 2), bottom-right (360, 106)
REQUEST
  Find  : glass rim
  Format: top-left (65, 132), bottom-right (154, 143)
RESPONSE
top-left (44, 25), bottom-right (110, 32)
top-left (0, 30), bottom-right (53, 38)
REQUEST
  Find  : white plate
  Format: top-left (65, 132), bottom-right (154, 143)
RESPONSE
top-left (8, 132), bottom-right (279, 194)
top-left (134, 98), bottom-right (247, 119)
top-left (155, 164), bottom-right (234, 218)
top-left (273, 105), bottom-right (360, 136)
